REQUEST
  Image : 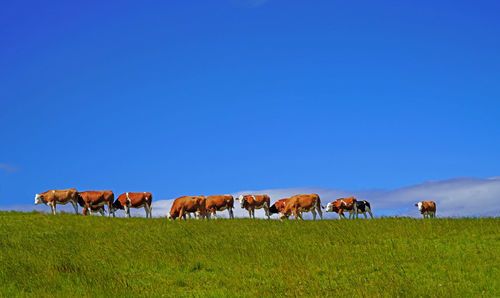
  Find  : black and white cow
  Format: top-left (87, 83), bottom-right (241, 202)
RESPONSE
top-left (349, 200), bottom-right (373, 219)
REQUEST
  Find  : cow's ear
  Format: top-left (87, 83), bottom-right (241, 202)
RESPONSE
top-left (414, 203), bottom-right (418, 206)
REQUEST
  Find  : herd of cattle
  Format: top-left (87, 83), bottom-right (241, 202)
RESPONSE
top-left (34, 189), bottom-right (437, 219)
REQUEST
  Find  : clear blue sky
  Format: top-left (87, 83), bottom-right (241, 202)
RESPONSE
top-left (1, 0), bottom-right (499, 205)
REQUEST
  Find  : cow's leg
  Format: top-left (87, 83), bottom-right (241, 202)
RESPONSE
top-left (125, 205), bottom-right (130, 218)
top-left (317, 204), bottom-right (323, 219)
top-left (99, 208), bottom-right (105, 216)
top-left (368, 209), bottom-right (373, 219)
top-left (71, 200), bottom-right (78, 214)
top-left (47, 202), bottom-right (56, 215)
top-left (144, 205), bottom-right (149, 218)
top-left (311, 209), bottom-right (317, 220)
top-left (298, 211), bottom-right (304, 220)
top-left (149, 204), bottom-right (153, 218)
top-left (179, 208), bottom-right (185, 220)
top-left (228, 208), bottom-right (233, 219)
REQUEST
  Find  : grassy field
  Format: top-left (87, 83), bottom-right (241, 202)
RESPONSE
top-left (0, 212), bottom-right (498, 297)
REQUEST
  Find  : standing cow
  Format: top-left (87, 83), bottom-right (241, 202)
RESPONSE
top-left (282, 194), bottom-right (323, 220)
top-left (78, 190), bottom-right (114, 217)
top-left (205, 195), bottom-right (234, 219)
top-left (34, 189), bottom-right (80, 215)
top-left (415, 201), bottom-right (436, 218)
top-left (237, 195), bottom-right (271, 219)
top-left (167, 196), bottom-right (207, 220)
top-left (111, 192), bottom-right (153, 218)
top-left (325, 197), bottom-right (358, 219)
top-left (346, 200), bottom-right (373, 219)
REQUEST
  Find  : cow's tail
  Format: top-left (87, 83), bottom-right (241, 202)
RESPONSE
top-left (317, 195), bottom-right (325, 209)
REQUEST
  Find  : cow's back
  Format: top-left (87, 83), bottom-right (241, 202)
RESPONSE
top-left (46, 188), bottom-right (78, 203)
top-left (426, 201), bottom-right (436, 212)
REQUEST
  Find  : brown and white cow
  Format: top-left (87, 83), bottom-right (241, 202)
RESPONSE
top-left (325, 197), bottom-right (358, 219)
top-left (415, 201), bottom-right (436, 218)
top-left (167, 196), bottom-right (207, 220)
top-left (269, 198), bottom-right (289, 219)
top-left (237, 194), bottom-right (271, 219)
top-left (282, 194), bottom-right (323, 220)
top-left (78, 190), bottom-right (114, 217)
top-left (34, 188), bottom-right (79, 215)
top-left (111, 192), bottom-right (153, 218)
top-left (205, 195), bottom-right (234, 219)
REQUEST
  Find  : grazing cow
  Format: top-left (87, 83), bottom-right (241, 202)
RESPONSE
top-left (350, 200), bottom-right (373, 219)
top-left (415, 201), bottom-right (436, 218)
top-left (325, 197), bottom-right (358, 219)
top-left (237, 195), bottom-right (271, 219)
top-left (269, 198), bottom-right (289, 218)
top-left (34, 189), bottom-right (79, 215)
top-left (167, 196), bottom-right (207, 220)
top-left (205, 195), bottom-right (234, 219)
top-left (78, 190), bottom-right (114, 217)
top-left (282, 194), bottom-right (323, 220)
top-left (111, 192), bottom-right (153, 218)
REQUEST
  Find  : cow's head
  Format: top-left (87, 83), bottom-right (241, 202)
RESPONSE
top-left (281, 204), bottom-right (293, 218)
top-left (415, 202), bottom-right (422, 211)
top-left (325, 202), bottom-right (336, 212)
top-left (110, 200), bottom-right (123, 213)
top-left (279, 213), bottom-right (289, 220)
top-left (238, 195), bottom-right (246, 208)
top-left (34, 193), bottom-right (44, 205)
top-left (269, 204), bottom-right (279, 214)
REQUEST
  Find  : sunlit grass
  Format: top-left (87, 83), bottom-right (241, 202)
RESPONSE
top-left (0, 212), bottom-right (498, 296)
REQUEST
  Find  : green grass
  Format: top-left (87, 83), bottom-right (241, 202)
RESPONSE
top-left (0, 212), bottom-right (499, 297)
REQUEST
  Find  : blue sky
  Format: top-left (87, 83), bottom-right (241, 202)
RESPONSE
top-left (1, 0), bottom-right (499, 206)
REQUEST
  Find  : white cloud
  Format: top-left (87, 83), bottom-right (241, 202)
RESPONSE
top-left (3, 177), bottom-right (500, 218)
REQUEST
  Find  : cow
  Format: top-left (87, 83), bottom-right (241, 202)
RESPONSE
top-left (415, 201), bottom-right (436, 218)
top-left (282, 194), bottom-right (323, 220)
top-left (269, 198), bottom-right (289, 219)
top-left (325, 197), bottom-right (358, 219)
top-left (350, 200), bottom-right (373, 219)
top-left (237, 195), bottom-right (271, 219)
top-left (34, 189), bottom-right (79, 215)
top-left (167, 196), bottom-right (207, 220)
top-left (77, 190), bottom-right (114, 217)
top-left (111, 192), bottom-right (153, 218)
top-left (205, 195), bottom-right (234, 219)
